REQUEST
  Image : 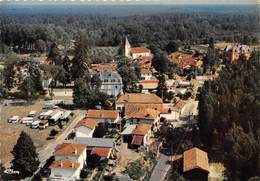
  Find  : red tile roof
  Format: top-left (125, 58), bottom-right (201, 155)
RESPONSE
top-left (135, 56), bottom-right (153, 65)
top-left (50, 159), bottom-right (80, 170)
top-left (90, 147), bottom-right (111, 157)
top-left (54, 143), bottom-right (86, 156)
top-left (74, 118), bottom-right (97, 129)
top-left (116, 94), bottom-right (162, 104)
top-left (90, 64), bottom-right (117, 74)
top-left (131, 135), bottom-right (144, 145)
top-left (127, 108), bottom-right (159, 120)
top-left (87, 109), bottom-right (119, 119)
top-left (131, 47), bottom-right (151, 54)
top-left (125, 103), bottom-right (163, 117)
top-left (183, 147), bottom-right (209, 173)
top-left (132, 124), bottom-right (152, 136)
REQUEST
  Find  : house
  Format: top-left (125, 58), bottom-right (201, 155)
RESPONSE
top-left (138, 80), bottom-right (159, 93)
top-left (131, 124), bottom-right (152, 147)
top-left (183, 147), bottom-right (209, 180)
top-left (115, 93), bottom-right (163, 113)
top-left (49, 143), bottom-right (87, 181)
top-left (90, 147), bottom-right (112, 159)
top-left (121, 124), bottom-right (137, 143)
top-left (224, 44), bottom-right (252, 63)
top-left (74, 118), bottom-right (97, 138)
top-left (124, 37), bottom-right (152, 60)
top-left (72, 137), bottom-right (115, 152)
top-left (96, 71), bottom-right (123, 98)
top-left (86, 109), bottom-right (120, 124)
top-left (49, 159), bottom-right (81, 181)
top-left (140, 68), bottom-right (153, 80)
top-left (126, 108), bottom-right (160, 127)
top-left (160, 101), bottom-right (187, 122)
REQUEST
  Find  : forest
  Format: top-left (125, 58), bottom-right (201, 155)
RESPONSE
top-left (0, 12), bottom-right (259, 54)
top-left (198, 52), bottom-right (260, 180)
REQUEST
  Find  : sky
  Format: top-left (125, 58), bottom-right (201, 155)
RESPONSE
top-left (0, 0), bottom-right (257, 4)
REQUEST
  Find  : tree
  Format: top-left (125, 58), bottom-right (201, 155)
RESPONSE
top-left (48, 43), bottom-right (62, 65)
top-left (3, 63), bottom-right (16, 90)
top-left (156, 75), bottom-right (168, 101)
top-left (71, 33), bottom-right (91, 80)
top-left (19, 76), bottom-right (38, 99)
top-left (11, 131), bottom-right (40, 178)
top-left (117, 56), bottom-right (138, 92)
top-left (35, 39), bottom-right (46, 53)
top-left (152, 51), bottom-right (170, 74)
top-left (198, 52), bottom-right (260, 180)
top-left (165, 41), bottom-right (179, 54)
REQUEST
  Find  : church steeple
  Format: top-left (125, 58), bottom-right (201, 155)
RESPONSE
top-left (124, 36), bottom-right (131, 58)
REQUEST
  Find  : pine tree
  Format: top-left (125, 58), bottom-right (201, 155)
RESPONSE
top-left (71, 33), bottom-right (91, 80)
top-left (11, 131), bottom-right (40, 178)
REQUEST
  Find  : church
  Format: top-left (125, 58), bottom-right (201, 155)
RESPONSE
top-left (123, 37), bottom-right (152, 60)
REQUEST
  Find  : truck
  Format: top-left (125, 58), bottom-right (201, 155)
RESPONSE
top-left (60, 111), bottom-right (73, 122)
top-left (8, 116), bottom-right (20, 123)
top-left (49, 110), bottom-right (64, 125)
top-left (39, 120), bottom-right (49, 129)
top-left (39, 110), bottom-right (53, 120)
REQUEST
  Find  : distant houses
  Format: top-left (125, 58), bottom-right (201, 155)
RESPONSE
top-left (224, 44), bottom-right (252, 63)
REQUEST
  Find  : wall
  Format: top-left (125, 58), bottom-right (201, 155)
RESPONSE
top-left (75, 126), bottom-right (94, 138)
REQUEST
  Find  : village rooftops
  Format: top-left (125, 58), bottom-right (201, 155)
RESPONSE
top-left (90, 147), bottom-right (111, 157)
top-left (50, 159), bottom-right (80, 170)
top-left (132, 124), bottom-right (152, 136)
top-left (116, 93), bottom-right (162, 104)
top-left (89, 63), bottom-right (117, 74)
top-left (74, 118), bottom-right (97, 129)
top-left (171, 100), bottom-right (188, 112)
top-left (131, 47), bottom-right (151, 54)
top-left (73, 137), bottom-right (115, 148)
top-left (127, 108), bottom-right (159, 120)
top-left (53, 143), bottom-right (86, 156)
top-left (183, 147), bottom-right (209, 173)
top-left (86, 109), bottom-right (119, 119)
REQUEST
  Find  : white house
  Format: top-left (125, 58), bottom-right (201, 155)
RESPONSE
top-left (49, 159), bottom-right (81, 181)
top-left (74, 119), bottom-right (97, 138)
top-left (49, 143), bottom-right (87, 181)
top-left (86, 109), bottom-right (120, 124)
top-left (140, 68), bottom-right (153, 80)
top-left (96, 71), bottom-right (123, 98)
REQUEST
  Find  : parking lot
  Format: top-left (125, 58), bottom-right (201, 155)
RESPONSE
top-left (0, 97), bottom-right (73, 166)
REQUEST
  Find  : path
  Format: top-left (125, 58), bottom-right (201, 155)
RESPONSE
top-left (149, 154), bottom-right (172, 181)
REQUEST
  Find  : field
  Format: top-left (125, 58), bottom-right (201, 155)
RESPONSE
top-left (0, 93), bottom-right (73, 166)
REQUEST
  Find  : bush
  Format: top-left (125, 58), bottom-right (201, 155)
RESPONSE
top-left (49, 129), bottom-right (58, 137)
top-left (125, 160), bottom-right (145, 180)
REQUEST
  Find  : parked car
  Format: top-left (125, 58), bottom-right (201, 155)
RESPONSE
top-left (8, 116), bottom-right (20, 123)
top-left (28, 111), bottom-right (37, 117)
top-left (21, 117), bottom-right (34, 125)
top-left (31, 120), bottom-right (41, 129)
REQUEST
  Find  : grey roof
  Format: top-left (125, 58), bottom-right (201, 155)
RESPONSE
top-left (97, 71), bottom-right (122, 83)
top-left (73, 137), bottom-right (115, 148)
top-left (121, 124), bottom-right (136, 135)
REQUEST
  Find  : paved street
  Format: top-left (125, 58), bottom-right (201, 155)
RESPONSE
top-left (149, 154), bottom-right (172, 181)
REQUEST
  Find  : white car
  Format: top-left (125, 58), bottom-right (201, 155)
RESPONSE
top-left (8, 116), bottom-right (20, 123)
top-left (4, 168), bottom-right (19, 175)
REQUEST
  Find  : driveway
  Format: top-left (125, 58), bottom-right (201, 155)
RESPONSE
top-left (149, 154), bottom-right (172, 181)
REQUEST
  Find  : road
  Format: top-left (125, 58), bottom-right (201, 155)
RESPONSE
top-left (149, 154), bottom-right (172, 181)
top-left (37, 110), bottom-right (85, 163)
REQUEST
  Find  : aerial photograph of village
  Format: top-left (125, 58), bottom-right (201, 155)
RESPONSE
top-left (0, 0), bottom-right (259, 180)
